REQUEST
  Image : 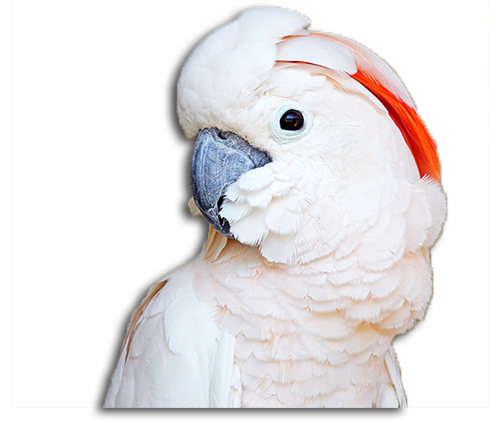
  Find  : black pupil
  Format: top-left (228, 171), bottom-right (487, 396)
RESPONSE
top-left (280, 109), bottom-right (304, 131)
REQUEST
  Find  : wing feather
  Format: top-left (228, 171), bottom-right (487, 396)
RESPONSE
top-left (381, 345), bottom-right (407, 408)
top-left (104, 264), bottom-right (236, 408)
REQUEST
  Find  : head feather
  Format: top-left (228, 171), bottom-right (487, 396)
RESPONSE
top-left (277, 32), bottom-right (441, 183)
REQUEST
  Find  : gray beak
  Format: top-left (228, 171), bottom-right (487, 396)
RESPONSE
top-left (191, 128), bottom-right (272, 237)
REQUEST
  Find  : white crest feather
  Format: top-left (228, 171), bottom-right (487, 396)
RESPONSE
top-left (276, 36), bottom-right (357, 74)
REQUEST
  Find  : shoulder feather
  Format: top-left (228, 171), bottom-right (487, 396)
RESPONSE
top-left (104, 264), bottom-right (235, 408)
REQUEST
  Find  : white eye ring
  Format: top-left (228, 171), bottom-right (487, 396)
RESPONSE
top-left (270, 102), bottom-right (312, 144)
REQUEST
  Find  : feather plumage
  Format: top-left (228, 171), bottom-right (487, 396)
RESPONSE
top-left (277, 31), bottom-right (440, 182)
top-left (105, 6), bottom-right (446, 408)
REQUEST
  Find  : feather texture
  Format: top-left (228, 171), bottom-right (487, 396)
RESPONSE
top-left (104, 264), bottom-right (236, 408)
top-left (105, 6), bottom-right (446, 409)
top-left (276, 32), bottom-right (440, 183)
top-left (277, 36), bottom-right (357, 74)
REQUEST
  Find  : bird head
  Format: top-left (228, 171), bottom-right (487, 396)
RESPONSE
top-left (177, 7), bottom-right (442, 265)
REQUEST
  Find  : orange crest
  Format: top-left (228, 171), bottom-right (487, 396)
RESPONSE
top-left (351, 70), bottom-right (441, 183)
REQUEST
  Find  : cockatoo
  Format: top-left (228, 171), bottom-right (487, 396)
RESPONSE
top-left (104, 7), bottom-right (446, 408)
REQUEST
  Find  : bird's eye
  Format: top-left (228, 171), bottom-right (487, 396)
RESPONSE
top-left (280, 110), bottom-right (304, 131)
top-left (270, 102), bottom-right (311, 144)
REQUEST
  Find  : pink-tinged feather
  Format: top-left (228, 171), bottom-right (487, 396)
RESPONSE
top-left (277, 32), bottom-right (441, 184)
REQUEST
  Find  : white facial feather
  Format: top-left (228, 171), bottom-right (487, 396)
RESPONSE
top-left (212, 67), bottom-right (420, 266)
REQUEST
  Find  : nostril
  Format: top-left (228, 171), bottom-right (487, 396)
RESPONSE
top-left (218, 131), bottom-right (227, 140)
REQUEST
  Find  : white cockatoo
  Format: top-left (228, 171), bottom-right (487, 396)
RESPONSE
top-left (104, 7), bottom-right (446, 408)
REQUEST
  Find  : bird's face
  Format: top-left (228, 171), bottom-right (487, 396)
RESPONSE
top-left (188, 63), bottom-right (418, 264)
top-left (177, 8), bottom-right (426, 265)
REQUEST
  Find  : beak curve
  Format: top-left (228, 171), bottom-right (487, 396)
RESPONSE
top-left (191, 128), bottom-right (272, 237)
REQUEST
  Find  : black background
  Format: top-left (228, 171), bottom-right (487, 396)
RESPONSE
top-left (13, 3), bottom-right (489, 406)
